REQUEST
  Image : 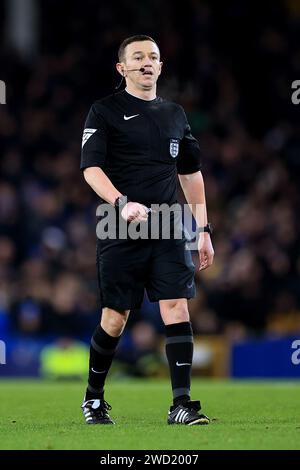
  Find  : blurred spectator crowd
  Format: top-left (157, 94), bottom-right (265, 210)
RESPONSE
top-left (0, 0), bottom-right (300, 351)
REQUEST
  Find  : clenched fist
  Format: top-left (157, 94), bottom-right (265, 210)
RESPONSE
top-left (121, 202), bottom-right (150, 222)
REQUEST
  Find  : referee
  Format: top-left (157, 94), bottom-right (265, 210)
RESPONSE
top-left (80, 35), bottom-right (214, 425)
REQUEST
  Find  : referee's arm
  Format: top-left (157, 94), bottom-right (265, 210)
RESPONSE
top-left (83, 166), bottom-right (122, 206)
top-left (179, 171), bottom-right (214, 271)
top-left (80, 104), bottom-right (122, 205)
top-left (176, 109), bottom-right (214, 271)
top-left (178, 170), bottom-right (208, 228)
top-left (81, 104), bottom-right (148, 222)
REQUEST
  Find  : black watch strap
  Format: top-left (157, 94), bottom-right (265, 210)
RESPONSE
top-left (197, 223), bottom-right (213, 235)
top-left (114, 195), bottom-right (129, 211)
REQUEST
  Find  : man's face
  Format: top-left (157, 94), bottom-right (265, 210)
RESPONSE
top-left (122, 41), bottom-right (162, 90)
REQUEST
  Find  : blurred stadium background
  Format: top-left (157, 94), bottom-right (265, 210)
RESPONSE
top-left (0, 0), bottom-right (300, 382)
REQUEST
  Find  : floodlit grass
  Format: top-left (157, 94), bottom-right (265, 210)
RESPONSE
top-left (0, 378), bottom-right (299, 450)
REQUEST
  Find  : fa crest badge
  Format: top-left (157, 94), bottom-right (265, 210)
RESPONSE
top-left (169, 139), bottom-right (179, 158)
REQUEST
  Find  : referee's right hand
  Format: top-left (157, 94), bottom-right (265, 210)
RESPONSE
top-left (121, 202), bottom-right (149, 222)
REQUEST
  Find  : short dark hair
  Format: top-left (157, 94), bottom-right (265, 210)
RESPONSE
top-left (118, 35), bottom-right (159, 62)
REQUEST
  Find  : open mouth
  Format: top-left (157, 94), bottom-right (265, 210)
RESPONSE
top-left (142, 70), bottom-right (153, 76)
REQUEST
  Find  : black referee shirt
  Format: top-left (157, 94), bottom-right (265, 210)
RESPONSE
top-left (80, 89), bottom-right (202, 206)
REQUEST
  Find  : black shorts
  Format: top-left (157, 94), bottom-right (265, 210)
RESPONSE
top-left (96, 235), bottom-right (196, 311)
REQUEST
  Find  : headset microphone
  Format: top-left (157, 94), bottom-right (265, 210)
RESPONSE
top-left (125, 67), bottom-right (145, 73)
top-left (114, 67), bottom-right (146, 91)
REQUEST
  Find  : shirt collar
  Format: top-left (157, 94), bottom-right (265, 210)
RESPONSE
top-left (124, 88), bottom-right (158, 104)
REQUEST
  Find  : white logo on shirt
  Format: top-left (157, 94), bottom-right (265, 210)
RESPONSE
top-left (82, 128), bottom-right (97, 148)
top-left (124, 114), bottom-right (140, 120)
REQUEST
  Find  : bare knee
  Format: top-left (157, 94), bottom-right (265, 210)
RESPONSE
top-left (159, 299), bottom-right (190, 325)
top-left (100, 308), bottom-right (130, 337)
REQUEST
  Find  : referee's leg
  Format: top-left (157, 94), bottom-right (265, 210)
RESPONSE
top-left (160, 298), bottom-right (210, 425)
top-left (101, 307), bottom-right (130, 337)
top-left (81, 307), bottom-right (129, 424)
top-left (160, 298), bottom-right (194, 404)
top-left (85, 307), bottom-right (129, 401)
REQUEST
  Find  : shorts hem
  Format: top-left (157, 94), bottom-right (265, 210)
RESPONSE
top-left (101, 301), bottom-right (143, 311)
top-left (147, 291), bottom-right (196, 303)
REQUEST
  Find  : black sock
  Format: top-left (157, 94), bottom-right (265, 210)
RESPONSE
top-left (165, 321), bottom-right (193, 406)
top-left (85, 324), bottom-right (121, 401)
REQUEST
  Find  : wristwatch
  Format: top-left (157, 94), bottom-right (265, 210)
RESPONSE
top-left (114, 195), bottom-right (129, 211)
top-left (197, 223), bottom-right (213, 235)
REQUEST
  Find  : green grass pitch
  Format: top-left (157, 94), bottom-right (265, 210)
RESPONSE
top-left (0, 378), bottom-right (299, 450)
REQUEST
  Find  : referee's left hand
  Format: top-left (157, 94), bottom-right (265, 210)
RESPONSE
top-left (198, 233), bottom-right (214, 271)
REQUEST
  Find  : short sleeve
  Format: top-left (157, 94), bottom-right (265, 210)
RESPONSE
top-left (80, 104), bottom-right (108, 171)
top-left (176, 108), bottom-right (202, 175)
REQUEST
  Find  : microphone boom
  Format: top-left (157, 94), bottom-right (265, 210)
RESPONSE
top-left (114, 67), bottom-right (146, 91)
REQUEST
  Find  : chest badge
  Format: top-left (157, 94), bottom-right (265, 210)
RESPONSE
top-left (170, 138), bottom-right (179, 158)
